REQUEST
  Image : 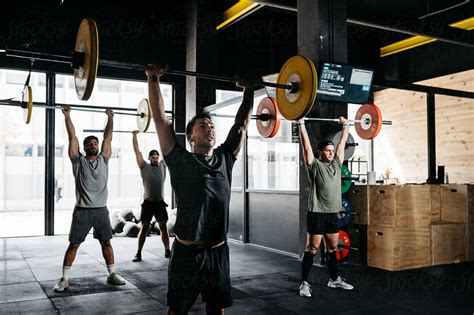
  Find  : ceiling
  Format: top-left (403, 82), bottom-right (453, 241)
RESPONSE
top-left (0, 0), bottom-right (472, 90)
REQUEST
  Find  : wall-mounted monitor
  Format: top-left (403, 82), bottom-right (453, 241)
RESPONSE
top-left (317, 62), bottom-right (374, 104)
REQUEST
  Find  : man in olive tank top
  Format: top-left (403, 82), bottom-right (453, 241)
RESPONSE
top-left (53, 106), bottom-right (125, 292)
top-left (297, 116), bottom-right (354, 298)
top-left (131, 130), bottom-right (170, 262)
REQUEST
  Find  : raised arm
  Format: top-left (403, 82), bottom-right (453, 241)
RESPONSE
top-left (101, 109), bottom-right (114, 159)
top-left (132, 130), bottom-right (145, 167)
top-left (147, 65), bottom-right (176, 156)
top-left (298, 119), bottom-right (314, 166)
top-left (222, 78), bottom-right (254, 157)
top-left (62, 105), bottom-right (79, 159)
top-left (336, 116), bottom-right (349, 163)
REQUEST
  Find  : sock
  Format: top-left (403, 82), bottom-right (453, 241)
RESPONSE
top-left (107, 264), bottom-right (115, 275)
top-left (301, 252), bottom-right (316, 282)
top-left (327, 251), bottom-right (338, 281)
top-left (62, 266), bottom-right (71, 280)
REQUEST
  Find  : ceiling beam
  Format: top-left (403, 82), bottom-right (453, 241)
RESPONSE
top-left (216, 0), bottom-right (264, 31)
top-left (380, 17), bottom-right (474, 57)
top-left (347, 16), bottom-right (474, 49)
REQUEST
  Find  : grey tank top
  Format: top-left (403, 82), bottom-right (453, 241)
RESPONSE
top-left (140, 160), bottom-right (166, 201)
top-left (71, 152), bottom-right (109, 207)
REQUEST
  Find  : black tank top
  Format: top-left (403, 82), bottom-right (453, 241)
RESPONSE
top-left (164, 144), bottom-right (236, 242)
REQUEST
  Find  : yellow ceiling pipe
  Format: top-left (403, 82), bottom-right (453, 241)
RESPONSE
top-left (380, 17), bottom-right (474, 57)
top-left (216, 0), bottom-right (263, 31)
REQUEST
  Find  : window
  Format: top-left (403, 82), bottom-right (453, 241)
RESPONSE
top-left (37, 145), bottom-right (63, 157)
top-left (247, 93), bottom-right (299, 191)
top-left (210, 90), bottom-right (300, 191)
top-left (0, 69), bottom-right (47, 237)
top-left (5, 144), bottom-right (33, 156)
top-left (53, 74), bottom-right (174, 234)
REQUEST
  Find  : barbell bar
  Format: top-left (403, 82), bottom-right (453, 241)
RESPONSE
top-left (251, 113), bottom-right (391, 125)
top-left (0, 99), bottom-right (143, 117)
top-left (3, 48), bottom-right (296, 91)
top-left (211, 112), bottom-right (391, 126)
top-left (83, 128), bottom-right (187, 136)
top-left (0, 85), bottom-right (157, 132)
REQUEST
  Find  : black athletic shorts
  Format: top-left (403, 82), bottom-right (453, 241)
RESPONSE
top-left (69, 206), bottom-right (113, 243)
top-left (140, 200), bottom-right (168, 223)
top-left (307, 212), bottom-right (339, 235)
top-left (167, 240), bottom-right (233, 313)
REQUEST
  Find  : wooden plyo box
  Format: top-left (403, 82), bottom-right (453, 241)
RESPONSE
top-left (368, 225), bottom-right (431, 271)
top-left (440, 184), bottom-right (474, 223)
top-left (369, 185), bottom-right (431, 228)
top-left (431, 222), bottom-right (466, 265)
top-left (347, 185), bottom-right (369, 225)
top-left (431, 185), bottom-right (441, 223)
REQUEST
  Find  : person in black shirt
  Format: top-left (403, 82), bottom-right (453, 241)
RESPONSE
top-left (146, 65), bottom-right (254, 315)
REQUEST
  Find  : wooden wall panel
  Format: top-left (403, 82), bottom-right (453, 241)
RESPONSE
top-left (373, 70), bottom-right (474, 184)
top-left (373, 90), bottom-right (428, 183)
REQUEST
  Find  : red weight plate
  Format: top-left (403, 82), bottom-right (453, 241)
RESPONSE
top-left (256, 97), bottom-right (281, 138)
top-left (355, 103), bottom-right (383, 140)
top-left (336, 230), bottom-right (351, 261)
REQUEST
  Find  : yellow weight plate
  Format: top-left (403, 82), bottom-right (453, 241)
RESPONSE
top-left (22, 85), bottom-right (33, 124)
top-left (74, 18), bottom-right (99, 101)
top-left (137, 98), bottom-right (151, 132)
top-left (276, 55), bottom-right (318, 121)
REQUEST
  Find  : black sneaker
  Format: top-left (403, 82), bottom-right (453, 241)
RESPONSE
top-left (164, 249), bottom-right (171, 258)
top-left (132, 253), bottom-right (142, 262)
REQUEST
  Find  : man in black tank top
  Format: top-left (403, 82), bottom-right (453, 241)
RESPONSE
top-left (146, 65), bottom-right (254, 314)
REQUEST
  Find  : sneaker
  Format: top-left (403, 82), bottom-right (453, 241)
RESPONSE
top-left (298, 281), bottom-right (312, 297)
top-left (327, 276), bottom-right (354, 290)
top-left (132, 253), bottom-right (142, 262)
top-left (107, 272), bottom-right (126, 285)
top-left (53, 277), bottom-right (69, 292)
top-left (164, 249), bottom-right (171, 258)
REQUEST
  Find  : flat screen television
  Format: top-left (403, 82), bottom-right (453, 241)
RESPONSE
top-left (316, 62), bottom-right (374, 104)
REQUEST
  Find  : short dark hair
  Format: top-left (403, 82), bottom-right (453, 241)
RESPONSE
top-left (83, 135), bottom-right (99, 147)
top-left (185, 113), bottom-right (213, 140)
top-left (317, 140), bottom-right (334, 150)
top-left (149, 149), bottom-right (159, 157)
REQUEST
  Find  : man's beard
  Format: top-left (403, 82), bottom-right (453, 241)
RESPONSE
top-left (85, 149), bottom-right (98, 156)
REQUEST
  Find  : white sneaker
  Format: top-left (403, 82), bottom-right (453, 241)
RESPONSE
top-left (298, 281), bottom-right (312, 297)
top-left (107, 272), bottom-right (126, 285)
top-left (327, 276), bottom-right (354, 290)
top-left (53, 277), bottom-right (69, 292)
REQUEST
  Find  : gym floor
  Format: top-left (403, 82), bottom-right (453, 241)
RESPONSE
top-left (1, 234), bottom-right (473, 314)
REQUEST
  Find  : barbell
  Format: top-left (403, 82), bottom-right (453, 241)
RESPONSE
top-left (2, 19), bottom-right (303, 100)
top-left (254, 97), bottom-right (392, 140)
top-left (2, 18), bottom-right (323, 121)
top-left (0, 84), bottom-right (155, 132)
